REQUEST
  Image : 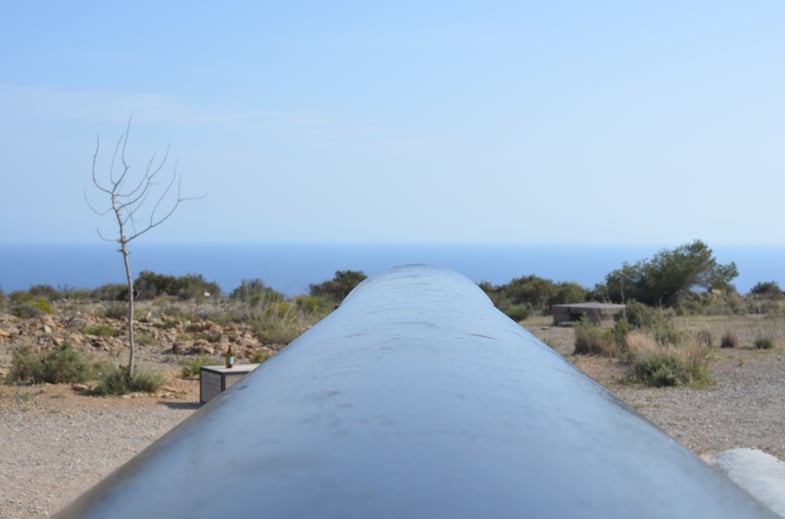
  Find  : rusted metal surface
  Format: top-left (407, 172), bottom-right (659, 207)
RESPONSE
top-left (56, 265), bottom-right (778, 518)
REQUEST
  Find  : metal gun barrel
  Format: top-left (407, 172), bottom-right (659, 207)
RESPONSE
top-left (56, 265), bottom-right (777, 518)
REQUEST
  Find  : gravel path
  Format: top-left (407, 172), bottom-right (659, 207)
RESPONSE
top-left (1, 341), bottom-right (784, 518)
top-left (612, 349), bottom-right (785, 460)
top-left (0, 385), bottom-right (198, 519)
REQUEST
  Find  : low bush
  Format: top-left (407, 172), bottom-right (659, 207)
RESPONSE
top-left (6, 344), bottom-right (95, 384)
top-left (252, 318), bottom-right (303, 345)
top-left (750, 281), bottom-right (784, 300)
top-left (294, 295), bottom-right (332, 315)
top-left (573, 320), bottom-right (622, 357)
top-left (83, 323), bottom-right (117, 337)
top-left (181, 355), bottom-right (222, 378)
top-left (625, 332), bottom-right (712, 387)
top-left (503, 303), bottom-right (532, 322)
top-left (250, 301), bottom-right (308, 344)
top-left (754, 337), bottom-right (776, 350)
top-left (94, 365), bottom-right (166, 395)
top-left (91, 283), bottom-right (128, 301)
top-left (720, 330), bottom-right (739, 348)
top-left (623, 300), bottom-right (660, 329)
top-left (231, 279), bottom-right (284, 306)
top-left (8, 296), bottom-right (55, 318)
top-left (102, 302), bottom-right (129, 320)
top-left (28, 284), bottom-right (63, 301)
top-left (8, 303), bottom-right (46, 319)
top-left (250, 350), bottom-right (272, 364)
top-left (135, 332), bottom-right (157, 346)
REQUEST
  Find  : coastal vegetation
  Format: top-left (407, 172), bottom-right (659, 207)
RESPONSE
top-left (1, 241), bottom-right (783, 391)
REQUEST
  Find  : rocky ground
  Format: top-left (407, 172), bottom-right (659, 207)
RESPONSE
top-left (527, 315), bottom-right (785, 460)
top-left (1, 306), bottom-right (784, 518)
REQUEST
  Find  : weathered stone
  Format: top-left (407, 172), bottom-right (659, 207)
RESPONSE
top-left (72, 383), bottom-right (88, 392)
top-left (190, 339), bottom-right (215, 355)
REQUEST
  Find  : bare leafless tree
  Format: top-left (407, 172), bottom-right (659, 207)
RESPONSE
top-left (85, 118), bottom-right (200, 378)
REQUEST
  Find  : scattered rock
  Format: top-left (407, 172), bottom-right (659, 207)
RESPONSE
top-left (71, 384), bottom-right (88, 392)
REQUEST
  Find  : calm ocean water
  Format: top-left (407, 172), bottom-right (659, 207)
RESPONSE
top-left (1, 242), bottom-right (783, 296)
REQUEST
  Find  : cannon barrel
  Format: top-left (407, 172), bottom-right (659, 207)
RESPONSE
top-left (56, 265), bottom-right (777, 518)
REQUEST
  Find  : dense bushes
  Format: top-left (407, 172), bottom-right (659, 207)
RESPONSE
top-left (309, 270), bottom-right (367, 303)
top-left (7, 344), bottom-right (96, 384)
top-left (134, 271), bottom-right (221, 301)
top-left (93, 365), bottom-right (165, 395)
top-left (5, 344), bottom-right (166, 395)
top-left (625, 332), bottom-right (712, 387)
top-left (481, 275), bottom-right (589, 320)
top-left (604, 240), bottom-right (738, 307)
top-left (230, 279), bottom-right (284, 306)
top-left (750, 281), bottom-right (784, 299)
top-left (7, 291), bottom-right (55, 318)
top-left (573, 319), bottom-right (627, 357)
top-left (573, 303), bottom-right (713, 387)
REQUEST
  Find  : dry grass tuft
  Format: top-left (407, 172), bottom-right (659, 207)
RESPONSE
top-left (625, 332), bottom-right (713, 387)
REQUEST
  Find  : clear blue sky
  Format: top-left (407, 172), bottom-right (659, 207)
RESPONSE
top-left (2, 1), bottom-right (784, 245)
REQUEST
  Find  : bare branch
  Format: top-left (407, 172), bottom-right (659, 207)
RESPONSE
top-left (86, 118), bottom-right (203, 378)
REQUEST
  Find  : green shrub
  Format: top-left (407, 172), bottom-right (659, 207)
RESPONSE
top-left (94, 365), bottom-right (166, 395)
top-left (309, 270), bottom-right (367, 302)
top-left (252, 319), bottom-right (302, 344)
top-left (9, 303), bottom-right (45, 319)
top-left (83, 323), bottom-right (117, 337)
top-left (621, 301), bottom-right (682, 346)
top-left (625, 333), bottom-right (712, 387)
top-left (248, 302), bottom-right (306, 344)
top-left (8, 294), bottom-right (55, 318)
top-left (28, 284), bottom-right (63, 301)
top-left (624, 300), bottom-right (662, 328)
top-left (181, 355), bottom-right (222, 378)
top-left (102, 302), bottom-right (128, 320)
top-left (250, 351), bottom-right (272, 364)
top-left (294, 295), bottom-right (332, 315)
top-left (231, 279), bottom-right (284, 306)
top-left (677, 291), bottom-right (747, 316)
top-left (135, 332), bottom-right (157, 346)
top-left (9, 291), bottom-right (34, 305)
top-left (134, 271), bottom-right (221, 301)
top-left (503, 303), bottom-right (532, 322)
top-left (630, 355), bottom-right (694, 387)
top-left (720, 330), bottom-right (739, 348)
top-left (573, 320), bottom-right (621, 356)
top-left (754, 337), bottom-right (776, 349)
top-left (750, 281), bottom-right (784, 300)
top-left (6, 344), bottom-right (95, 384)
top-left (91, 283), bottom-right (128, 301)
top-left (651, 323), bottom-right (684, 347)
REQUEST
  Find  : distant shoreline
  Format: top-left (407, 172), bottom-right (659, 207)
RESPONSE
top-left (2, 242), bottom-right (783, 296)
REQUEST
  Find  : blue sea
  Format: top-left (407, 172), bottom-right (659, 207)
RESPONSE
top-left (1, 242), bottom-right (783, 296)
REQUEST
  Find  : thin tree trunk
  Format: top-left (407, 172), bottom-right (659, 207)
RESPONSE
top-left (120, 241), bottom-right (136, 379)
